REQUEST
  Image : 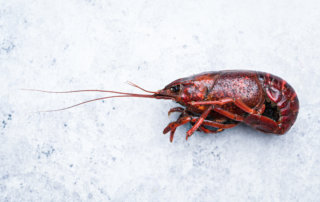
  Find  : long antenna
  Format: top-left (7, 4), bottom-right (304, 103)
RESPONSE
top-left (21, 88), bottom-right (149, 95)
top-left (126, 81), bottom-right (156, 94)
top-left (22, 84), bottom-right (170, 112)
top-left (39, 94), bottom-right (157, 112)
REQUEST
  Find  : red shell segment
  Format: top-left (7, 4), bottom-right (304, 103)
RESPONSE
top-left (256, 71), bottom-right (299, 134)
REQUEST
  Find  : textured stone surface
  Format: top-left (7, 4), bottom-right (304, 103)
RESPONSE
top-left (1, 0), bottom-right (320, 201)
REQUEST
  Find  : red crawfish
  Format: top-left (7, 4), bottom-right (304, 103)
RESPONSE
top-left (28, 70), bottom-right (299, 142)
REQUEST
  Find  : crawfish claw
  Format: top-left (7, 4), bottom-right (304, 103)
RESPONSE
top-left (163, 122), bottom-right (175, 134)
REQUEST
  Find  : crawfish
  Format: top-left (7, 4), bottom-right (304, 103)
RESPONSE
top-left (30, 70), bottom-right (299, 142)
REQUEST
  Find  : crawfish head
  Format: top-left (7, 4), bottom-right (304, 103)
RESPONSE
top-left (155, 75), bottom-right (215, 108)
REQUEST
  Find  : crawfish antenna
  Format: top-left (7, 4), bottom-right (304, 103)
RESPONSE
top-left (39, 94), bottom-right (156, 112)
top-left (126, 81), bottom-right (156, 94)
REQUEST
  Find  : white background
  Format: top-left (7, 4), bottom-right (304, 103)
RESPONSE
top-left (1, 0), bottom-right (320, 201)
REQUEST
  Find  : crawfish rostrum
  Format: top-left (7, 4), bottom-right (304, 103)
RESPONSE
top-left (30, 70), bottom-right (299, 142)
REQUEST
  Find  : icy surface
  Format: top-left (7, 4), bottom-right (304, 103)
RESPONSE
top-left (1, 0), bottom-right (320, 201)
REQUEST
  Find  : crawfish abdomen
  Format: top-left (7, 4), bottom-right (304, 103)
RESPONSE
top-left (257, 71), bottom-right (299, 134)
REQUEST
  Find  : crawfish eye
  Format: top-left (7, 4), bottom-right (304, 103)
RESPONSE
top-left (170, 85), bottom-right (180, 93)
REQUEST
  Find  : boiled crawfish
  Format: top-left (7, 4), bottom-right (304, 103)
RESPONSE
top-left (28, 70), bottom-right (299, 142)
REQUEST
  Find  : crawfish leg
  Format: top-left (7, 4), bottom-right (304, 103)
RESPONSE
top-left (186, 106), bottom-right (213, 139)
top-left (243, 113), bottom-right (280, 134)
top-left (198, 125), bottom-right (216, 134)
top-left (195, 120), bottom-right (237, 134)
top-left (190, 98), bottom-right (260, 114)
top-left (163, 115), bottom-right (192, 142)
top-left (192, 118), bottom-right (238, 129)
top-left (167, 107), bottom-right (185, 116)
top-left (212, 106), bottom-right (245, 121)
top-left (192, 117), bottom-right (238, 134)
top-left (190, 98), bottom-right (248, 121)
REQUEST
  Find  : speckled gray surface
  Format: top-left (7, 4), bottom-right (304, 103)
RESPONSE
top-left (1, 0), bottom-right (320, 201)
